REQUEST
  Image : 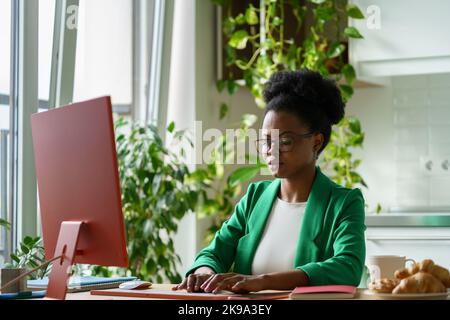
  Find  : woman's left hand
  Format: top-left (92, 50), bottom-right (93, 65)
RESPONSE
top-left (200, 273), bottom-right (268, 294)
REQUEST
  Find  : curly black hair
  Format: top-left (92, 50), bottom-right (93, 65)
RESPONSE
top-left (263, 69), bottom-right (345, 153)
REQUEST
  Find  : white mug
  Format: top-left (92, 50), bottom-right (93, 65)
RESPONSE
top-left (366, 255), bottom-right (415, 283)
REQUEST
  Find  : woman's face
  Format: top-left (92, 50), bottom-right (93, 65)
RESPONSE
top-left (260, 110), bottom-right (324, 178)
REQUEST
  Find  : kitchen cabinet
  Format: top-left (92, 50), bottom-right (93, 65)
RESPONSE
top-left (349, 0), bottom-right (450, 77)
top-left (365, 226), bottom-right (450, 269)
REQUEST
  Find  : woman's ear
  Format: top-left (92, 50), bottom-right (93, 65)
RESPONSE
top-left (313, 133), bottom-right (324, 153)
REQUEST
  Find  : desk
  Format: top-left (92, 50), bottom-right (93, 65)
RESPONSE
top-left (36, 285), bottom-right (450, 300)
top-left (65, 284), bottom-right (180, 300)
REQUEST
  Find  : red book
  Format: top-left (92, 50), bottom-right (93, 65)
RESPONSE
top-left (289, 285), bottom-right (357, 300)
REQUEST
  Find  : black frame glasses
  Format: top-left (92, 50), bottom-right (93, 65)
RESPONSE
top-left (255, 132), bottom-right (315, 154)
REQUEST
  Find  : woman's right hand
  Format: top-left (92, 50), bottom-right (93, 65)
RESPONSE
top-left (172, 266), bottom-right (215, 292)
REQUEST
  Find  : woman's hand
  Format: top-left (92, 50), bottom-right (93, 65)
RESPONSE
top-left (172, 266), bottom-right (215, 292)
top-left (201, 273), bottom-right (268, 294)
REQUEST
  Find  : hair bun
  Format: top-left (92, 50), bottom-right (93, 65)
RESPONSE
top-left (263, 70), bottom-right (345, 125)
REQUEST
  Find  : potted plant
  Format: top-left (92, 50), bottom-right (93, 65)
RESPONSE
top-left (1, 219), bottom-right (48, 292)
top-left (88, 118), bottom-right (210, 283)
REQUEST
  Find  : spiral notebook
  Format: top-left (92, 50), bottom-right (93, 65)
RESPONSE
top-left (27, 276), bottom-right (137, 293)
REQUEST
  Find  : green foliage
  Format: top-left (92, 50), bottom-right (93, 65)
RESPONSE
top-left (6, 236), bottom-right (49, 280)
top-left (195, 162), bottom-right (265, 246)
top-left (193, 117), bottom-right (266, 245)
top-left (320, 116), bottom-right (366, 188)
top-left (88, 118), bottom-right (209, 282)
top-left (0, 218), bottom-right (10, 229)
top-left (344, 26), bottom-right (364, 39)
top-left (93, 118), bottom-right (203, 283)
top-left (346, 4), bottom-right (365, 19)
top-left (206, 0), bottom-right (372, 239)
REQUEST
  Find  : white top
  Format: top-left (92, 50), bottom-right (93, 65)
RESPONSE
top-left (251, 197), bottom-right (306, 275)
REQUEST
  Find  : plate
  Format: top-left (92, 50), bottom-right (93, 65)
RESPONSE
top-left (363, 289), bottom-right (449, 300)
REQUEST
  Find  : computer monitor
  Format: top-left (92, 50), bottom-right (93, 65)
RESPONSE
top-left (31, 96), bottom-right (128, 299)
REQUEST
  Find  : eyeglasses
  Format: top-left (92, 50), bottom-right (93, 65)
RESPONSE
top-left (255, 132), bottom-right (315, 154)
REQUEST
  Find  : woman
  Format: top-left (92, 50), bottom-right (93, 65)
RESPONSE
top-left (173, 69), bottom-right (366, 294)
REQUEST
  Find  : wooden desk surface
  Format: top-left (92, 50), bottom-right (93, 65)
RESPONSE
top-left (66, 284), bottom-right (177, 300)
top-left (34, 285), bottom-right (450, 300)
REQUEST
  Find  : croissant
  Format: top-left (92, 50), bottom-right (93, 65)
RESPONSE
top-left (418, 259), bottom-right (435, 273)
top-left (392, 271), bottom-right (447, 294)
top-left (369, 278), bottom-right (400, 293)
top-left (412, 259), bottom-right (450, 288)
top-left (394, 261), bottom-right (420, 280)
top-left (394, 267), bottom-right (413, 280)
top-left (428, 264), bottom-right (450, 288)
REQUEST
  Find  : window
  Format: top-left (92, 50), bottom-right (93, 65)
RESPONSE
top-left (36, 0), bottom-right (56, 237)
top-left (74, 0), bottom-right (132, 116)
top-left (38, 0), bottom-right (56, 110)
top-left (0, 0), bottom-right (11, 265)
top-left (1, 0), bottom-right (165, 266)
top-left (1, 0), bottom-right (56, 263)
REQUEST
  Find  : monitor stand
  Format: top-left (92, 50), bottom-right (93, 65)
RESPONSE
top-left (45, 221), bottom-right (85, 300)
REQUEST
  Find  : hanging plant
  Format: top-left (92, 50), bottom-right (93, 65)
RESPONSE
top-left (204, 0), bottom-right (377, 242)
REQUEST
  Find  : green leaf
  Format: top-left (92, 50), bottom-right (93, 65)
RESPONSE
top-left (339, 84), bottom-right (354, 102)
top-left (223, 16), bottom-right (235, 36)
top-left (245, 5), bottom-right (259, 25)
top-left (375, 203), bottom-right (382, 214)
top-left (10, 254), bottom-right (20, 264)
top-left (20, 243), bottom-right (30, 254)
top-left (235, 13), bottom-right (245, 25)
top-left (344, 26), bottom-right (364, 39)
top-left (272, 16), bottom-right (283, 26)
top-left (220, 103), bottom-right (229, 120)
top-left (327, 42), bottom-right (345, 59)
top-left (216, 79), bottom-right (227, 93)
top-left (241, 114), bottom-right (257, 128)
top-left (227, 80), bottom-right (239, 95)
top-left (228, 165), bottom-right (264, 187)
top-left (229, 30), bottom-right (249, 50)
top-left (360, 177), bottom-right (368, 188)
top-left (0, 218), bottom-right (10, 229)
top-left (350, 134), bottom-right (364, 145)
top-left (346, 4), bottom-right (365, 19)
top-left (342, 64), bottom-right (356, 85)
top-left (349, 118), bottom-right (361, 134)
top-left (23, 236), bottom-right (34, 247)
top-left (315, 7), bottom-right (335, 21)
top-left (167, 121), bottom-right (175, 133)
top-left (143, 219), bottom-right (153, 238)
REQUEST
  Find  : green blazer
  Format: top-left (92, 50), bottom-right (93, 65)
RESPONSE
top-left (186, 167), bottom-right (366, 286)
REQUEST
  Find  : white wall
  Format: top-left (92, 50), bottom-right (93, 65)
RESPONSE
top-left (346, 82), bottom-right (395, 212)
top-left (74, 0), bottom-right (132, 104)
top-left (168, 0), bottom-right (197, 277)
top-left (348, 74), bottom-right (450, 212)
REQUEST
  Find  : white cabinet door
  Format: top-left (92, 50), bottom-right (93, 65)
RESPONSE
top-left (366, 227), bottom-right (450, 269)
top-left (350, 0), bottom-right (450, 76)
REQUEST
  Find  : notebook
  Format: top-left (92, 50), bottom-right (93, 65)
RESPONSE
top-left (289, 285), bottom-right (357, 300)
top-left (27, 276), bottom-right (137, 293)
top-left (0, 290), bottom-right (47, 300)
